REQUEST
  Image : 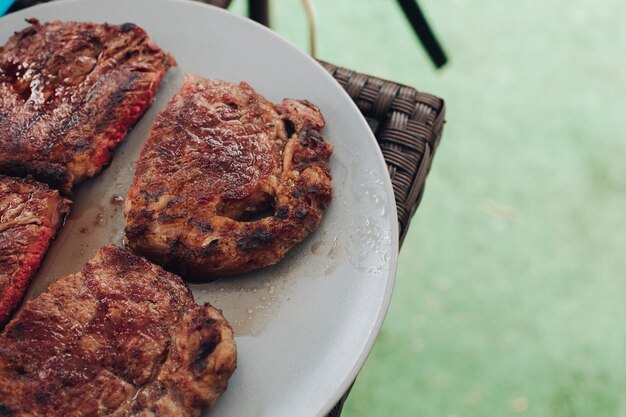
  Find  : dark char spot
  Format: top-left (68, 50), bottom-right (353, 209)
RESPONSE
top-left (139, 190), bottom-right (162, 203)
top-left (291, 190), bottom-right (304, 199)
top-left (126, 223), bottom-right (147, 237)
top-left (137, 209), bottom-right (153, 219)
top-left (275, 205), bottom-right (289, 220)
top-left (120, 22), bottom-right (138, 33)
top-left (188, 218), bottom-right (214, 233)
top-left (167, 197), bottom-right (182, 208)
top-left (123, 50), bottom-right (139, 61)
top-left (236, 227), bottom-right (274, 251)
top-left (166, 235), bottom-right (182, 256)
top-left (35, 391), bottom-right (51, 406)
top-left (157, 212), bottom-right (176, 223)
top-left (198, 239), bottom-right (220, 256)
top-left (284, 119), bottom-right (296, 137)
top-left (0, 404), bottom-right (13, 416)
top-left (193, 327), bottom-right (221, 373)
top-left (299, 129), bottom-right (323, 147)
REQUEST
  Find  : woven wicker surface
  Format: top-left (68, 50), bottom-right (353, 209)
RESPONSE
top-left (322, 61), bottom-right (445, 244)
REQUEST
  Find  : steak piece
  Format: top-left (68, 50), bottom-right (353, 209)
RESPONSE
top-left (0, 19), bottom-right (175, 194)
top-left (125, 75), bottom-right (333, 278)
top-left (0, 245), bottom-right (237, 417)
top-left (0, 175), bottom-right (70, 326)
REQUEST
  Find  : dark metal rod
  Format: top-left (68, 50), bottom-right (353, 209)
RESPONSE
top-left (248, 0), bottom-right (270, 27)
top-left (396, 0), bottom-right (448, 68)
top-left (7, 0), bottom-right (45, 13)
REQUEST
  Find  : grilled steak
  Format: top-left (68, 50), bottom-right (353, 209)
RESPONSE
top-left (0, 245), bottom-right (237, 417)
top-left (125, 75), bottom-right (333, 278)
top-left (0, 19), bottom-right (175, 194)
top-left (0, 175), bottom-right (69, 326)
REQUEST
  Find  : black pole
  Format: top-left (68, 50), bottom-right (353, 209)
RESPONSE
top-left (248, 0), bottom-right (270, 27)
top-left (7, 0), bottom-right (45, 13)
top-left (396, 0), bottom-right (448, 68)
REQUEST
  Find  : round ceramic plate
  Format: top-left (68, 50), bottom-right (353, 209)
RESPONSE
top-left (0, 1), bottom-right (398, 416)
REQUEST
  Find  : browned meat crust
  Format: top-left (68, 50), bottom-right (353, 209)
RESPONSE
top-left (125, 75), bottom-right (333, 278)
top-left (0, 19), bottom-right (176, 194)
top-left (0, 175), bottom-right (70, 326)
top-left (0, 245), bottom-right (237, 417)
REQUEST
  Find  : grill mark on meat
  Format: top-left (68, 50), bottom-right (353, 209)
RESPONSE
top-left (125, 76), bottom-right (333, 277)
top-left (188, 218), bottom-right (214, 233)
top-left (236, 226), bottom-right (274, 252)
top-left (192, 320), bottom-right (221, 374)
top-left (126, 223), bottom-right (147, 237)
top-left (0, 20), bottom-right (175, 194)
top-left (0, 246), bottom-right (237, 416)
top-left (166, 197), bottom-right (181, 208)
top-left (139, 189), bottom-right (163, 203)
top-left (157, 212), bottom-right (177, 223)
top-left (275, 205), bottom-right (289, 220)
top-left (95, 73), bottom-right (140, 134)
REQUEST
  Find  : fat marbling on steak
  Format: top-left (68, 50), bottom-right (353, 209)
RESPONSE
top-left (0, 245), bottom-right (237, 417)
top-left (125, 75), bottom-right (333, 278)
top-left (0, 19), bottom-right (175, 194)
top-left (0, 175), bottom-right (70, 326)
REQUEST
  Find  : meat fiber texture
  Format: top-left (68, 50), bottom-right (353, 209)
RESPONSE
top-left (0, 19), bottom-right (175, 194)
top-left (125, 75), bottom-right (333, 278)
top-left (0, 245), bottom-right (237, 417)
top-left (0, 175), bottom-right (70, 326)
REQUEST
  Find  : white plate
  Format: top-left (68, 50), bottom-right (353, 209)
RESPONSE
top-left (0, 1), bottom-right (398, 416)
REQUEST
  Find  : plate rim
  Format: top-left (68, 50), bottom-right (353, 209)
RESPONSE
top-left (0, 1), bottom-right (400, 415)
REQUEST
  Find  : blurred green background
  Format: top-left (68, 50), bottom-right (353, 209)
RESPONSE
top-left (229, 1), bottom-right (626, 416)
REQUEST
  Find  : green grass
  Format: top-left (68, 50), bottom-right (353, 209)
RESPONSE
top-left (230, 1), bottom-right (626, 415)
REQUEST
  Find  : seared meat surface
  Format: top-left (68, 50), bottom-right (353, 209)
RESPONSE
top-left (0, 19), bottom-right (175, 194)
top-left (125, 75), bottom-right (333, 278)
top-left (0, 175), bottom-right (69, 326)
top-left (0, 245), bottom-right (237, 417)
